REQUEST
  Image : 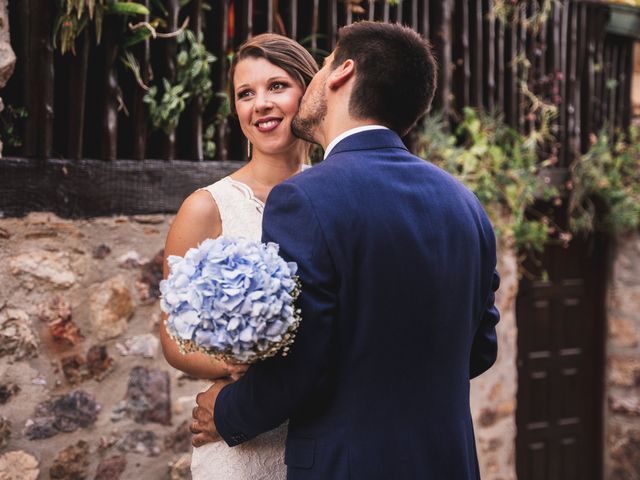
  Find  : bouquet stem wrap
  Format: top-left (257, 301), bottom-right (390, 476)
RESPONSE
top-left (160, 237), bottom-right (301, 364)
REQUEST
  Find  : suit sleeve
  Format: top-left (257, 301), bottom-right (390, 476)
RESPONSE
top-left (213, 182), bottom-right (338, 446)
top-left (469, 269), bottom-right (500, 379)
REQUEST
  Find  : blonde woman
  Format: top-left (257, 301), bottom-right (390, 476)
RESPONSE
top-left (159, 34), bottom-right (318, 480)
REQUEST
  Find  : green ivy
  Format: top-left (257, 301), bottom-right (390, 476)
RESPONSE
top-left (416, 107), bottom-right (559, 253)
top-left (569, 126), bottom-right (640, 235)
top-left (0, 105), bottom-right (28, 149)
top-left (143, 29), bottom-right (216, 136)
top-left (54, 0), bottom-right (149, 55)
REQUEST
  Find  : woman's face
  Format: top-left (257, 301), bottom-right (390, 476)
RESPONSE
top-left (233, 57), bottom-right (305, 157)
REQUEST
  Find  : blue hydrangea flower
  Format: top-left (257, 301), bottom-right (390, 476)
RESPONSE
top-left (159, 237), bottom-right (301, 363)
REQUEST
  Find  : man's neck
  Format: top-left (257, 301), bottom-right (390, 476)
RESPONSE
top-left (319, 118), bottom-right (382, 151)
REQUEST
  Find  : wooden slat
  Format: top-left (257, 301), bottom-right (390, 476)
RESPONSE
top-left (607, 42), bottom-right (618, 138)
top-left (267, 0), bottom-right (274, 32)
top-left (470, 0), bottom-right (482, 107)
top-left (459, 0), bottom-right (470, 110)
top-left (483, 0), bottom-right (495, 111)
top-left (412, 0), bottom-right (418, 32)
top-left (217, 0), bottom-right (230, 161)
top-left (133, 0), bottom-right (151, 160)
top-left (161, 0), bottom-right (180, 160)
top-left (101, 17), bottom-right (119, 161)
top-left (593, 8), bottom-right (605, 131)
top-left (244, 0), bottom-right (254, 39)
top-left (534, 2), bottom-right (547, 136)
top-left (18, 0), bottom-right (34, 158)
top-left (368, 0), bottom-right (375, 21)
top-left (517, 5), bottom-right (526, 131)
top-left (329, 0), bottom-right (338, 49)
top-left (566, 0), bottom-right (579, 159)
top-left (431, 0), bottom-right (451, 121)
top-left (312, 0), bottom-right (319, 51)
top-left (421, 0), bottom-right (429, 39)
top-left (615, 41), bottom-right (629, 130)
top-left (505, 14), bottom-right (518, 127)
top-left (396, 0), bottom-right (403, 22)
top-left (67, 30), bottom-right (89, 160)
top-left (30, 0), bottom-right (54, 160)
top-left (559, 0), bottom-right (569, 165)
top-left (290, 0), bottom-right (298, 39)
top-left (621, 40), bottom-right (633, 129)
top-left (583, 5), bottom-right (596, 143)
top-left (189, 0), bottom-right (204, 160)
top-left (601, 41), bottom-right (611, 131)
top-left (495, 12), bottom-right (504, 111)
top-left (383, 1), bottom-right (390, 23)
top-left (575, 1), bottom-right (587, 152)
top-left (0, 157), bottom-right (244, 217)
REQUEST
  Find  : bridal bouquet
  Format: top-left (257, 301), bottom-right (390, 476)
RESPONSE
top-left (159, 237), bottom-right (301, 363)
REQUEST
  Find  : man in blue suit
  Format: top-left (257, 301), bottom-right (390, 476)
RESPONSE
top-left (192, 21), bottom-right (500, 479)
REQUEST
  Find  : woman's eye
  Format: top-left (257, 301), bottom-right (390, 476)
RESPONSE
top-left (237, 90), bottom-right (252, 99)
top-left (271, 82), bottom-right (288, 91)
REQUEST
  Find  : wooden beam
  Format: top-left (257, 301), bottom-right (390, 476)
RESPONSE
top-left (0, 158), bottom-right (245, 218)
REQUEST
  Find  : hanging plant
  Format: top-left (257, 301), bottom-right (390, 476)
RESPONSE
top-left (53, 0), bottom-right (150, 55)
top-left (416, 108), bottom-right (561, 254)
top-left (142, 29), bottom-right (216, 135)
top-left (568, 126), bottom-right (640, 235)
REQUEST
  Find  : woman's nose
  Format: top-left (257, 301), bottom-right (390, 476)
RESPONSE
top-left (254, 91), bottom-right (273, 111)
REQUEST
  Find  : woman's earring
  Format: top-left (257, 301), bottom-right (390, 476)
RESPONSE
top-left (247, 141), bottom-right (252, 160)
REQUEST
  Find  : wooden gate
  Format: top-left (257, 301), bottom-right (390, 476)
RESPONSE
top-left (515, 231), bottom-right (608, 479)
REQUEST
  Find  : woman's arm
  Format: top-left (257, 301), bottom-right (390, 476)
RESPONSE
top-left (159, 190), bottom-right (236, 380)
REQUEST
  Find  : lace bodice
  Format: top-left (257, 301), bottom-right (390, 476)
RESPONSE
top-left (200, 176), bottom-right (265, 241)
top-left (191, 175), bottom-right (287, 480)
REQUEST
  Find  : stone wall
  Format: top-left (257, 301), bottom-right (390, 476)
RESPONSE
top-left (633, 42), bottom-right (639, 120)
top-left (0, 213), bottom-right (197, 480)
top-left (0, 213), bottom-right (520, 479)
top-left (0, 0), bottom-right (17, 158)
top-left (471, 247), bottom-right (519, 480)
top-left (605, 232), bottom-right (640, 479)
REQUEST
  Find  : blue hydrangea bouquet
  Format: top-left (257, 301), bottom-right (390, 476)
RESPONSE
top-left (159, 236), bottom-right (301, 363)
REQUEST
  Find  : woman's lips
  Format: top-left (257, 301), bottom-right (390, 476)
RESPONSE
top-left (255, 118), bottom-right (282, 133)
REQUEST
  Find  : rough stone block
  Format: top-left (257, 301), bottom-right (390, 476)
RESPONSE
top-left (90, 276), bottom-right (134, 341)
top-left (50, 440), bottom-right (90, 480)
top-left (9, 250), bottom-right (76, 288)
top-left (0, 451), bottom-right (39, 480)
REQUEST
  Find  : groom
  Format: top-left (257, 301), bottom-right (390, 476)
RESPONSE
top-left (192, 21), bottom-right (500, 479)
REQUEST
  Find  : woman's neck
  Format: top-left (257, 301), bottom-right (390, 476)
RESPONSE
top-left (232, 148), bottom-right (305, 202)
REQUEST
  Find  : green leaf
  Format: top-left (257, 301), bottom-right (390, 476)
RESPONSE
top-left (105, 2), bottom-right (150, 15)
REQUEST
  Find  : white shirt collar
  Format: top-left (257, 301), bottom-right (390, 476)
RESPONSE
top-left (323, 125), bottom-right (389, 159)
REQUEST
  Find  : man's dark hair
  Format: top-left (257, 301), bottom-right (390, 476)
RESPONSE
top-left (332, 21), bottom-right (437, 135)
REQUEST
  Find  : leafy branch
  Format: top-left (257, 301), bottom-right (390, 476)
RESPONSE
top-left (417, 108), bottom-right (561, 254)
top-left (54, 0), bottom-right (150, 55)
top-left (569, 126), bottom-right (640, 235)
top-left (143, 29), bottom-right (216, 136)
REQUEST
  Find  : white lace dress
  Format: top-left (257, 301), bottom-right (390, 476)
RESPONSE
top-left (190, 176), bottom-right (287, 480)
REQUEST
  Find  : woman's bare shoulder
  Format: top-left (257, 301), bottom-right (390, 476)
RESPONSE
top-left (165, 189), bottom-right (222, 258)
top-left (179, 189), bottom-right (220, 221)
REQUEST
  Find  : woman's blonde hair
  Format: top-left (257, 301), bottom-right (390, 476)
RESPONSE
top-left (228, 33), bottom-right (318, 117)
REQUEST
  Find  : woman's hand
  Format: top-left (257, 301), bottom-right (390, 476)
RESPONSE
top-left (224, 362), bottom-right (249, 381)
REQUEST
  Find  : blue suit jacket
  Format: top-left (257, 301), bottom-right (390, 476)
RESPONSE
top-left (214, 129), bottom-right (500, 479)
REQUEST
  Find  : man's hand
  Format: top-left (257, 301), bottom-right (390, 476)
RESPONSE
top-left (191, 378), bottom-right (233, 447)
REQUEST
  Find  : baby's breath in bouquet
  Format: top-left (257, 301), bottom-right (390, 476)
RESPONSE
top-left (159, 237), bottom-right (301, 363)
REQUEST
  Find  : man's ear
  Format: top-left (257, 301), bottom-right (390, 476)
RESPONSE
top-left (327, 59), bottom-right (355, 90)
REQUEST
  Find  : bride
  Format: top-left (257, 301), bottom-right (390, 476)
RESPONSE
top-left (159, 34), bottom-right (318, 479)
